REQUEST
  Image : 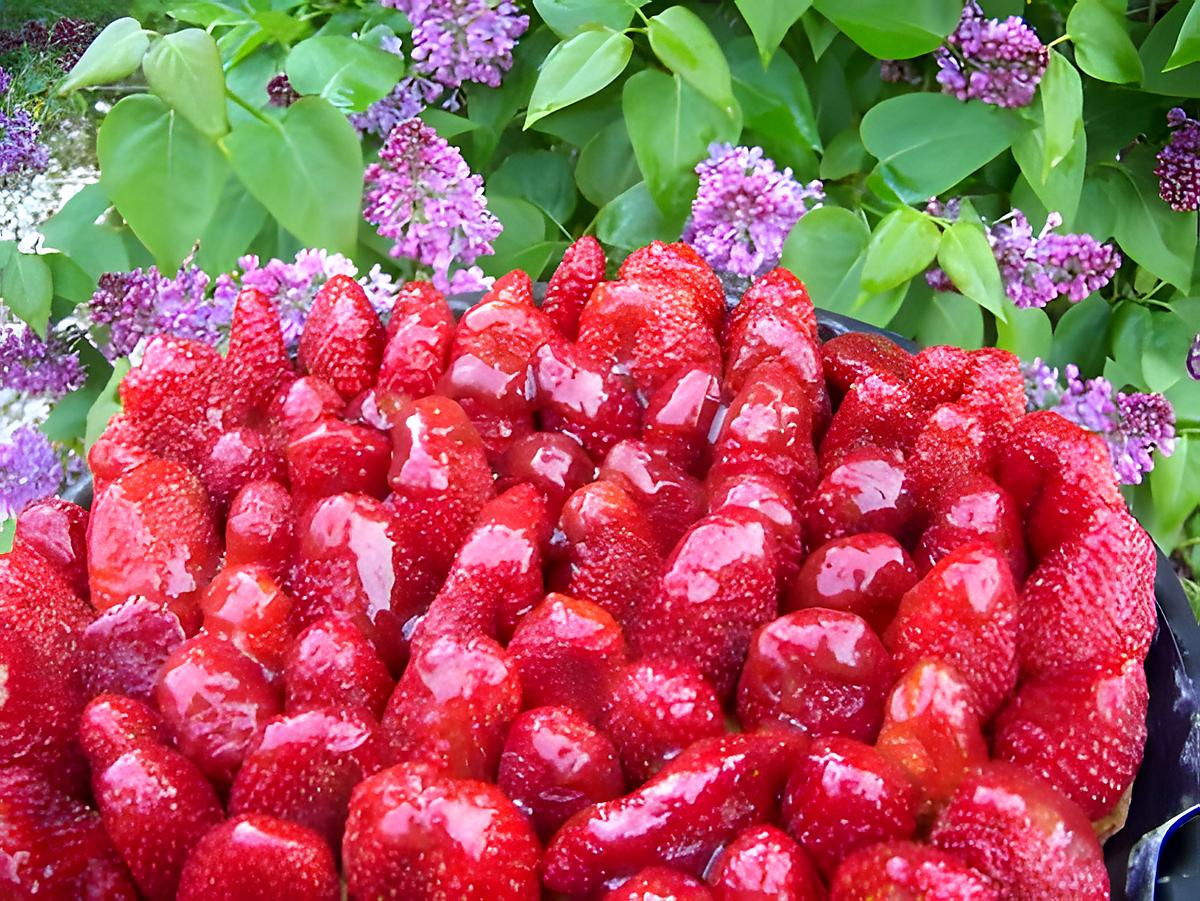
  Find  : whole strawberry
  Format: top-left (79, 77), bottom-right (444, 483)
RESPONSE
top-left (533, 339), bottom-right (642, 459)
top-left (284, 415), bottom-right (391, 510)
top-left (786, 533), bottom-right (917, 633)
top-left (11, 497), bottom-right (90, 598)
top-left (495, 431), bottom-right (596, 519)
top-left (601, 439), bottom-right (707, 557)
top-left (821, 332), bottom-right (913, 397)
top-left (707, 824), bottom-right (825, 901)
top-left (618, 240), bottom-right (727, 331)
top-left (542, 235), bottom-right (607, 338)
top-left (298, 274), bottom-right (385, 400)
top-left (377, 280), bottom-right (456, 397)
top-left (804, 445), bottom-right (915, 546)
top-left (642, 368), bottom-right (722, 474)
top-left (225, 480), bottom-right (296, 575)
top-left (604, 868), bottom-right (714, 900)
top-left (81, 600), bottom-right (185, 707)
top-left (284, 616), bottom-right (394, 718)
top-left (829, 841), bottom-right (998, 901)
top-left (708, 471), bottom-right (806, 586)
top-left (818, 373), bottom-right (921, 468)
top-left (217, 287), bottom-right (292, 426)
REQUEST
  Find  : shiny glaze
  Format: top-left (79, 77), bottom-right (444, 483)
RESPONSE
top-left (600, 439), bottom-right (706, 557)
top-left (495, 431), bottom-right (597, 519)
top-left (786, 533), bottom-right (918, 632)
top-left (533, 341), bottom-right (641, 459)
top-left (225, 479), bottom-right (296, 576)
top-left (707, 825), bottom-right (824, 901)
top-left (284, 415), bottom-right (391, 510)
top-left (201, 565), bottom-right (294, 673)
top-left (643, 368), bottom-right (722, 474)
top-left (804, 445), bottom-right (915, 546)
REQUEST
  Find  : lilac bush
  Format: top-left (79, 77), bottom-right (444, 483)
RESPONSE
top-left (1156, 108), bottom-right (1200, 213)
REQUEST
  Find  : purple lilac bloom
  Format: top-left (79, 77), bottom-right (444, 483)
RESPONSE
top-left (0, 316), bottom-right (84, 397)
top-left (351, 76), bottom-right (443, 136)
top-left (1188, 333), bottom-right (1200, 380)
top-left (1156, 107), bottom-right (1200, 212)
top-left (934, 0), bottom-right (1047, 109)
top-left (1111, 392), bottom-right (1177, 485)
top-left (266, 73), bottom-right (300, 108)
top-left (87, 263), bottom-right (218, 360)
top-left (990, 210), bottom-right (1119, 308)
top-left (0, 424), bottom-right (63, 518)
top-left (0, 66), bottom-right (49, 179)
top-left (0, 67), bottom-right (10, 97)
top-left (363, 117), bottom-right (501, 292)
top-left (683, 143), bottom-right (824, 278)
top-left (385, 0), bottom-right (528, 91)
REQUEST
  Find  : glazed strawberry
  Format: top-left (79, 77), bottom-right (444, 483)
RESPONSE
top-left (600, 439), bottom-right (707, 556)
top-left (601, 657), bottom-right (724, 782)
top-left (707, 825), bottom-right (825, 901)
top-left (266, 375), bottom-right (346, 445)
top-left (804, 445), bottom-right (915, 547)
top-left (0, 766), bottom-right (138, 899)
top-left (782, 736), bottom-right (919, 877)
top-left (1018, 504), bottom-right (1155, 678)
top-left (284, 616), bottom-right (394, 718)
top-left (297, 274), bottom-right (385, 400)
top-left (907, 346), bottom-right (971, 412)
top-left (829, 841), bottom-right (998, 901)
top-left (0, 540), bottom-right (93, 669)
top-left (218, 287), bottom-right (292, 426)
top-left (507, 593), bottom-right (628, 722)
top-left (387, 395), bottom-right (495, 608)
top-left (495, 431), bottom-right (597, 518)
top-left (497, 706), bottom-right (625, 839)
top-left (79, 694), bottom-right (167, 770)
top-left (284, 415), bottom-right (391, 510)
top-left (642, 368), bottom-right (722, 474)
top-left (818, 373), bottom-right (920, 468)
top-left (377, 280), bottom-right (455, 396)
top-left (632, 508), bottom-right (778, 699)
top-left (1023, 476), bottom-right (1117, 563)
top-left (904, 403), bottom-right (996, 513)
top-left (993, 658), bottom-right (1147, 820)
top-left (737, 609), bottom-right (893, 742)
top-left (177, 815), bottom-right (340, 901)
top-left (708, 363), bottom-right (820, 507)
top-left (200, 565), bottom-right (294, 673)
top-left (618, 240), bottom-right (727, 331)
top-left (12, 497), bottom-right (89, 598)
top-left (605, 868), bottom-right (714, 900)
top-left (288, 493), bottom-right (415, 672)
top-left (874, 661), bottom-right (988, 813)
top-left (708, 471), bottom-right (805, 585)
top-left (930, 762), bottom-right (1109, 900)
top-left (884, 543), bottom-right (1019, 719)
top-left (225, 479), bottom-right (295, 576)
top-left (726, 267), bottom-right (816, 342)
top-left (541, 733), bottom-right (800, 895)
top-left (155, 633), bottom-right (282, 788)
top-left (542, 235), bottom-right (607, 339)
top-left (81, 598), bottom-right (186, 701)
top-left (87, 414), bottom-right (155, 495)
top-left (785, 533), bottom-right (917, 633)
top-left (533, 339), bottom-right (642, 458)
top-left (484, 268), bottom-right (537, 306)
top-left (229, 708), bottom-right (388, 851)
top-left (343, 763), bottom-right (541, 900)
top-left (821, 332), bottom-right (913, 397)
top-left (382, 633), bottom-right (522, 780)
top-left (556, 479), bottom-right (662, 631)
top-left (88, 458), bottom-right (221, 628)
top-left (915, 474), bottom-right (1028, 580)
top-left (200, 426), bottom-right (286, 508)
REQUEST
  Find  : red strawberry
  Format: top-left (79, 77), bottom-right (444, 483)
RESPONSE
top-left (875, 661), bottom-right (988, 814)
top-left (508, 593), bottom-right (628, 723)
top-left (284, 616), bottom-right (394, 719)
top-left (993, 658), bottom-right (1147, 820)
top-left (818, 373), bottom-right (920, 469)
top-left (600, 657), bottom-right (724, 783)
top-left (907, 346), bottom-right (971, 412)
top-left (533, 339), bottom-right (642, 458)
top-left (785, 533), bottom-right (917, 633)
top-left (618, 240), bottom-right (727, 332)
top-left (959, 348), bottom-right (1025, 424)
top-left (200, 564), bottom-right (294, 673)
top-left (225, 479), bottom-right (295, 577)
top-left (12, 497), bottom-right (89, 598)
top-left (605, 868), bottom-right (714, 900)
top-left (0, 766), bottom-right (138, 899)
top-left (79, 694), bottom-right (167, 770)
top-left (218, 287), bottom-right (292, 426)
top-left (265, 375), bottom-right (346, 445)
top-left (495, 431), bottom-right (597, 519)
top-left (930, 762), bottom-right (1109, 900)
top-left (781, 736), bottom-right (919, 878)
top-left (915, 474), bottom-right (1028, 581)
top-left (632, 508), bottom-right (779, 699)
top-left (707, 825), bottom-right (825, 901)
top-left (298, 274), bottom-right (385, 400)
top-left (642, 368), bottom-right (722, 474)
top-left (228, 708), bottom-right (388, 852)
top-left (81, 597), bottom-right (186, 702)
top-left (284, 415), bottom-right (391, 511)
top-left (541, 733), bottom-right (800, 895)
top-left (601, 439), bottom-right (707, 556)
top-left (377, 280), bottom-right (456, 397)
top-left (821, 332), bottom-right (913, 397)
top-left (155, 633), bottom-right (282, 788)
top-left (737, 609), bottom-right (893, 742)
top-left (343, 763), bottom-right (541, 900)
top-left (883, 543), bottom-right (1019, 720)
top-left (727, 267), bottom-right (817, 341)
top-left (200, 426), bottom-right (286, 508)
top-left (177, 815), bottom-right (340, 901)
top-left (708, 471), bottom-right (805, 586)
top-left (556, 480), bottom-right (662, 631)
top-left (804, 445), bottom-right (915, 547)
top-left (87, 413), bottom-right (156, 496)
top-left (905, 402), bottom-right (997, 514)
top-left (543, 235), bottom-right (607, 339)
top-left (829, 841), bottom-right (998, 901)
top-left (381, 633), bottom-right (522, 781)
top-left (497, 706), bottom-right (625, 839)
top-left (484, 268), bottom-right (537, 307)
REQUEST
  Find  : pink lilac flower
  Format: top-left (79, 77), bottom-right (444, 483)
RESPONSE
top-left (1156, 107), bottom-right (1200, 212)
top-left (86, 263), bottom-right (217, 360)
top-left (351, 76), bottom-right (443, 136)
top-left (0, 68), bottom-right (49, 178)
top-left (363, 117), bottom-right (501, 292)
top-left (0, 315), bottom-right (84, 398)
top-left (683, 143), bottom-right (824, 278)
top-left (934, 0), bottom-right (1047, 109)
top-left (385, 0), bottom-right (528, 91)
top-left (266, 73), bottom-right (299, 108)
top-left (1111, 392), bottom-right (1177, 485)
top-left (0, 424), bottom-right (63, 518)
top-left (1188, 333), bottom-right (1200, 380)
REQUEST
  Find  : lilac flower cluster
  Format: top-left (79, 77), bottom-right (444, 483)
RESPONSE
top-left (351, 75), bottom-right (442, 137)
top-left (86, 262), bottom-right (218, 361)
top-left (363, 117), bottom-right (500, 292)
top-left (386, 0), bottom-right (528, 91)
top-left (1021, 359), bottom-right (1177, 484)
top-left (0, 316), bottom-right (84, 398)
top-left (0, 66), bottom-right (49, 178)
top-left (1189, 333), bottom-right (1200, 381)
top-left (0, 423), bottom-right (63, 519)
top-left (1156, 108), bottom-right (1200, 212)
top-left (934, 0), bottom-right (1047, 109)
top-left (684, 143), bottom-right (824, 279)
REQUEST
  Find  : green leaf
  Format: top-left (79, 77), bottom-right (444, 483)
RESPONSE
top-left (995, 306), bottom-right (1053, 360)
top-left (0, 520), bottom-right (13, 555)
top-left (169, 1), bottom-right (251, 28)
top-left (1012, 123), bottom-right (1086, 228)
top-left (98, 95), bottom-right (226, 270)
top-left (1166, 0), bottom-right (1200, 70)
top-left (39, 185), bottom-right (131, 282)
top-left (218, 23), bottom-right (269, 69)
top-left (1011, 53), bottom-right (1086, 226)
top-left (45, 253), bottom-right (94, 305)
top-left (1050, 294), bottom-right (1112, 374)
top-left (577, 120), bottom-right (640, 208)
top-left (1, 249), bottom-right (53, 336)
top-left (596, 182), bottom-right (672, 250)
top-left (915, 292), bottom-right (985, 349)
top-left (42, 343), bottom-right (112, 444)
top-left (780, 206), bottom-right (871, 314)
top-left (533, 0), bottom-right (636, 38)
top-left (58, 17), bottom-right (150, 94)
top-left (936, 220), bottom-right (1009, 321)
top-left (860, 94), bottom-right (1020, 203)
top-left (735, 0), bottom-right (808, 65)
top-left (285, 35), bottom-right (406, 113)
top-left (728, 37), bottom-right (820, 154)
top-left (1141, 3), bottom-right (1200, 96)
top-left (801, 10), bottom-right (839, 60)
top-left (1037, 52), bottom-right (1083, 177)
top-left (143, 29), bottom-right (228, 138)
top-left (223, 96), bottom-right (363, 255)
top-left (1146, 435), bottom-right (1200, 544)
top-left (196, 178), bottom-right (269, 273)
top-left (623, 70), bottom-right (741, 224)
top-left (481, 195), bottom-right (548, 277)
top-left (86, 359), bottom-right (131, 450)
top-left (820, 128), bottom-right (868, 180)
top-left (525, 29), bottom-right (633, 128)
top-left (489, 151), bottom-right (577, 224)
top-left (648, 6), bottom-right (736, 116)
top-left (1067, 0), bottom-right (1143, 84)
top-left (811, 0), bottom-right (961, 58)
top-left (860, 207), bottom-right (941, 294)
top-left (419, 108), bottom-right (481, 138)
top-left (254, 9), bottom-right (312, 46)
top-left (1142, 310), bottom-right (1195, 393)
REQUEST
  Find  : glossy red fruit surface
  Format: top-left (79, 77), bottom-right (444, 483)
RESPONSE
top-left (284, 616), bottom-right (394, 718)
top-left (377, 280), bottom-right (455, 397)
top-left (218, 288), bottom-right (292, 426)
top-left (82, 597), bottom-right (186, 702)
top-left (785, 533), bottom-right (917, 632)
top-left (201, 564), bottom-right (294, 673)
top-left (707, 471), bottom-right (805, 585)
top-left (707, 824), bottom-right (825, 901)
top-left (533, 339), bottom-right (642, 459)
top-left (495, 431), bottom-right (596, 518)
top-left (915, 474), bottom-right (1028, 581)
top-left (805, 445), bottom-right (915, 547)
top-left (618, 240), bottom-right (727, 331)
top-left (829, 841), bottom-right (998, 901)
top-left (904, 402), bottom-right (996, 513)
top-left (201, 426), bottom-right (286, 508)
top-left (643, 368), bottom-right (722, 474)
top-left (225, 479), bottom-right (295, 576)
top-left (821, 332), bottom-right (913, 397)
top-left (600, 439), bottom-right (707, 557)
top-left (79, 693), bottom-right (167, 771)
top-left (818, 373), bottom-right (920, 467)
top-left (12, 497), bottom-right (90, 598)
top-left (605, 867), bottom-right (714, 900)
top-left (298, 274), bottom-right (385, 400)
top-left (284, 415), bottom-right (391, 510)
top-left (542, 235), bottom-right (607, 339)
top-left (266, 375), bottom-right (345, 445)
